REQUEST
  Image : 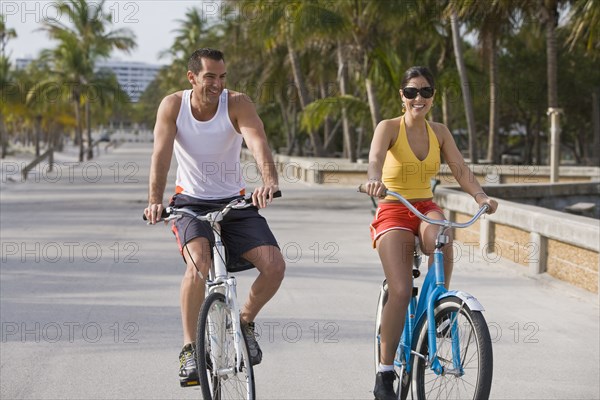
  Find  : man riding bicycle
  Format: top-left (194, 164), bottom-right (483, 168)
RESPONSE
top-left (144, 48), bottom-right (286, 388)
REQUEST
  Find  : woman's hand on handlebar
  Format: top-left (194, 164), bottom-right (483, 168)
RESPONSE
top-left (364, 179), bottom-right (387, 198)
top-left (477, 196), bottom-right (498, 214)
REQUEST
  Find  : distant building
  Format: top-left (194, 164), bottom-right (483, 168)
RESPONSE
top-left (15, 58), bottom-right (162, 102)
top-left (96, 60), bottom-right (162, 102)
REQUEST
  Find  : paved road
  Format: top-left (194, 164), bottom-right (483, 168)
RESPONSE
top-left (1, 143), bottom-right (598, 399)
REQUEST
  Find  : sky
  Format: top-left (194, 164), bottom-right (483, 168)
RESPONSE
top-left (2, 0), bottom-right (224, 66)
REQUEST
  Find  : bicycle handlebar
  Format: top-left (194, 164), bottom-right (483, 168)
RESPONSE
top-left (143, 190), bottom-right (282, 222)
top-left (357, 184), bottom-right (488, 229)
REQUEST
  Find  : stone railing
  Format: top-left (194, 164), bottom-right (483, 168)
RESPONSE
top-left (246, 151), bottom-right (600, 186)
top-left (435, 187), bottom-right (599, 293)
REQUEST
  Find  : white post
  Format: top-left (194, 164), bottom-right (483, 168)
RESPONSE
top-left (529, 232), bottom-right (548, 275)
top-left (547, 107), bottom-right (563, 183)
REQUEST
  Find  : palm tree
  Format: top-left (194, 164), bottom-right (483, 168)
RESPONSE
top-left (159, 7), bottom-right (220, 93)
top-left (564, 0), bottom-right (600, 164)
top-left (448, 9), bottom-right (478, 163)
top-left (39, 0), bottom-right (135, 161)
top-left (566, 0), bottom-right (600, 58)
top-left (451, 0), bottom-right (523, 163)
top-left (0, 14), bottom-right (17, 158)
top-left (238, 0), bottom-right (347, 156)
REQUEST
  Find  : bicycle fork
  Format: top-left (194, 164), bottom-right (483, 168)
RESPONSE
top-left (425, 249), bottom-right (464, 377)
top-left (225, 277), bottom-right (245, 374)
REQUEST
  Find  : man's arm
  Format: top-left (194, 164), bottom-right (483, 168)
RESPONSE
top-left (234, 93), bottom-right (279, 208)
top-left (145, 94), bottom-right (179, 223)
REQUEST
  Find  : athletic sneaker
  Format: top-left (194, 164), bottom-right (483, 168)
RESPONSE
top-left (373, 371), bottom-right (397, 400)
top-left (241, 322), bottom-right (262, 365)
top-left (179, 343), bottom-right (199, 387)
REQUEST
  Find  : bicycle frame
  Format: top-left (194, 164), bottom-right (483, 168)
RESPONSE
top-left (204, 209), bottom-right (246, 374)
top-left (163, 200), bottom-right (251, 375)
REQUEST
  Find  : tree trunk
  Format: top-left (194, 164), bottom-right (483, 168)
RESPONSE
top-left (544, 0), bottom-right (559, 109)
top-left (86, 100), bottom-right (93, 160)
top-left (542, 0), bottom-right (560, 176)
top-left (74, 94), bottom-right (84, 162)
top-left (534, 109), bottom-right (542, 164)
top-left (450, 12), bottom-right (478, 163)
top-left (337, 44), bottom-right (355, 162)
top-left (591, 87), bottom-right (600, 165)
top-left (286, 37), bottom-right (323, 156)
top-left (442, 89), bottom-right (450, 129)
top-left (35, 116), bottom-right (41, 157)
top-left (0, 111), bottom-right (6, 159)
top-left (365, 78), bottom-right (381, 131)
top-left (487, 34), bottom-right (499, 164)
top-left (276, 91), bottom-right (295, 155)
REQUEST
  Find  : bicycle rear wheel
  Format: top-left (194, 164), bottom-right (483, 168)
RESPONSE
top-left (374, 281), bottom-right (410, 400)
top-left (197, 292), bottom-right (255, 400)
top-left (412, 297), bottom-right (493, 400)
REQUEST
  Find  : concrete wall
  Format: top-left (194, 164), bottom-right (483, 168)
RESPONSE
top-left (245, 151), bottom-right (600, 292)
top-left (436, 187), bottom-right (599, 293)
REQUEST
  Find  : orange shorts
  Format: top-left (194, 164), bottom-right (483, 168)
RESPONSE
top-left (370, 200), bottom-right (443, 248)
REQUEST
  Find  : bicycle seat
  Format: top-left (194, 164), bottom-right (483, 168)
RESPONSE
top-left (226, 258), bottom-right (256, 273)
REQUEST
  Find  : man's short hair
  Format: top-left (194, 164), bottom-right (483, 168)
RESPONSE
top-left (188, 48), bottom-right (225, 74)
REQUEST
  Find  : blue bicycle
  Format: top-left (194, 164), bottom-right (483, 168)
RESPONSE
top-left (360, 186), bottom-right (493, 400)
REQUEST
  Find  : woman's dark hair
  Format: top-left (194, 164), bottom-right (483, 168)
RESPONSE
top-left (401, 66), bottom-right (435, 90)
top-left (188, 48), bottom-right (225, 74)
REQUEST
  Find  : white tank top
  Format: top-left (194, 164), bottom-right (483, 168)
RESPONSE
top-left (173, 89), bottom-right (245, 199)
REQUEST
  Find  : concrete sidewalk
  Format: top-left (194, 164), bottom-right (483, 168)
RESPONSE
top-left (1, 142), bottom-right (598, 399)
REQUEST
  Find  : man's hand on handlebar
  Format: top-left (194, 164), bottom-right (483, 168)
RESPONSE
top-left (251, 184), bottom-right (280, 209)
top-left (144, 203), bottom-right (165, 224)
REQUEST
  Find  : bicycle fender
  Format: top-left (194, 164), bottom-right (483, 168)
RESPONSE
top-left (439, 290), bottom-right (485, 312)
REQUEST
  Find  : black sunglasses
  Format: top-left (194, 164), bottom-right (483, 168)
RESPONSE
top-left (402, 86), bottom-right (434, 99)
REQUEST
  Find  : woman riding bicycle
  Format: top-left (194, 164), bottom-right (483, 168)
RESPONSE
top-left (363, 66), bottom-right (498, 400)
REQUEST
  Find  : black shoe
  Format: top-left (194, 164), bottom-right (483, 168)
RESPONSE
top-left (374, 371), bottom-right (397, 400)
top-left (241, 321), bottom-right (262, 365)
top-left (179, 343), bottom-right (199, 387)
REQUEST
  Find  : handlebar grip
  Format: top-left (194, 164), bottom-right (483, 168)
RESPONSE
top-left (271, 190), bottom-right (282, 199)
top-left (142, 209), bottom-right (170, 221)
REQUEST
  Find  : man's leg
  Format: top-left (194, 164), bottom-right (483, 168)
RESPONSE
top-left (239, 245), bottom-right (285, 324)
top-left (180, 237), bottom-right (212, 344)
top-left (178, 237), bottom-right (211, 387)
top-left (237, 245), bottom-right (285, 366)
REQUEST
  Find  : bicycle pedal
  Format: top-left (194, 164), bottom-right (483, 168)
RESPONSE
top-left (180, 381), bottom-right (199, 387)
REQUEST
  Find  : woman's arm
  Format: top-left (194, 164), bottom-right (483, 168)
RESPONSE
top-left (365, 119), bottom-right (397, 198)
top-left (437, 123), bottom-right (498, 213)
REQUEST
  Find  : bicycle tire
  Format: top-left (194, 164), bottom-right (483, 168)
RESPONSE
top-left (374, 282), bottom-right (410, 400)
top-left (411, 297), bottom-right (493, 400)
top-left (197, 292), bottom-right (255, 400)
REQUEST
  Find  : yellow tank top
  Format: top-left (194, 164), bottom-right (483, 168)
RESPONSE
top-left (382, 118), bottom-right (441, 200)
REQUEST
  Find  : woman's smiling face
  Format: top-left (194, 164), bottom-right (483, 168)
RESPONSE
top-left (400, 75), bottom-right (435, 117)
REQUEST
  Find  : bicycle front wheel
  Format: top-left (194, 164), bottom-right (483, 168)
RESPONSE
top-left (412, 297), bottom-right (493, 400)
top-left (197, 292), bottom-right (255, 400)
